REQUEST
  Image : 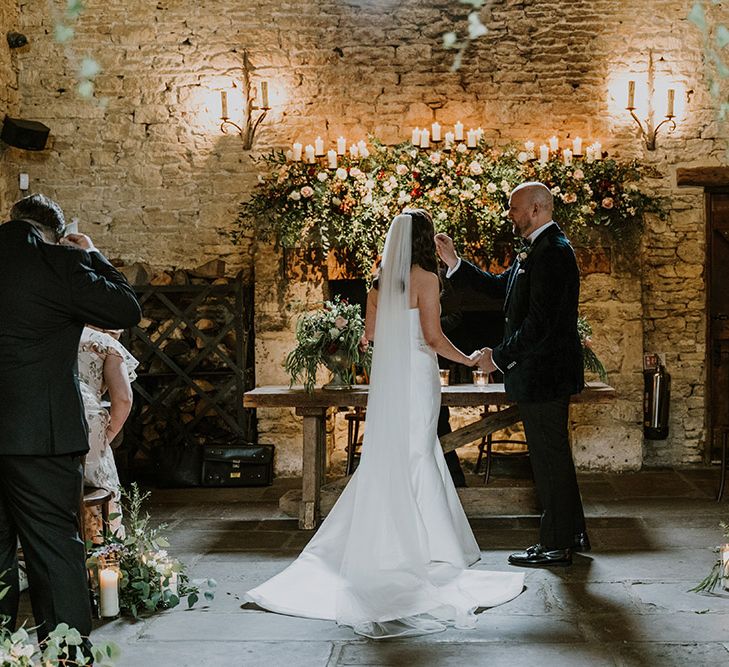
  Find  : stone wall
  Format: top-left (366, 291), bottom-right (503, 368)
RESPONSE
top-left (5, 0), bottom-right (726, 473)
top-left (0, 0), bottom-right (20, 212)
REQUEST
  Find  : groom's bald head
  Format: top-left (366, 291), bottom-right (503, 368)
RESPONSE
top-left (510, 182), bottom-right (553, 215)
top-left (508, 181), bottom-right (554, 239)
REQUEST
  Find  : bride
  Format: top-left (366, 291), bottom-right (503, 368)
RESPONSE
top-left (245, 209), bottom-right (524, 638)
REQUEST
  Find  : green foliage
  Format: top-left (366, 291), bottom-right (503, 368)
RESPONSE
top-left (285, 296), bottom-right (371, 393)
top-left (691, 521), bottom-right (729, 594)
top-left (577, 316), bottom-right (608, 383)
top-left (87, 484), bottom-right (216, 619)
top-left (238, 138), bottom-right (664, 279)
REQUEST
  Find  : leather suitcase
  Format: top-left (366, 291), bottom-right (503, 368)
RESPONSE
top-left (201, 442), bottom-right (274, 487)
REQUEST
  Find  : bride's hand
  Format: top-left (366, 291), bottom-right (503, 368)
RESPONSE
top-left (466, 350), bottom-right (483, 367)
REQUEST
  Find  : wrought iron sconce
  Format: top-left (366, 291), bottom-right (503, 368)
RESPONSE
top-left (625, 51), bottom-right (677, 151)
top-left (220, 51), bottom-right (270, 150)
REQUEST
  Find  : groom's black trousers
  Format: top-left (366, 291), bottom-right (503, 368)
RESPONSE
top-left (519, 396), bottom-right (586, 550)
top-left (0, 454), bottom-right (91, 641)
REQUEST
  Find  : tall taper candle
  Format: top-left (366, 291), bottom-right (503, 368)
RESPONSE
top-left (667, 88), bottom-right (675, 117)
top-left (412, 127), bottom-right (421, 145)
top-left (539, 144), bottom-right (549, 163)
top-left (292, 142), bottom-right (302, 161)
top-left (420, 129), bottom-right (430, 149)
top-left (572, 136), bottom-right (582, 155)
top-left (549, 136), bottom-right (558, 152)
top-left (337, 136), bottom-right (346, 155)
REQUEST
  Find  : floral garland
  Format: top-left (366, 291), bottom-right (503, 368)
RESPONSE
top-left (238, 138), bottom-right (664, 278)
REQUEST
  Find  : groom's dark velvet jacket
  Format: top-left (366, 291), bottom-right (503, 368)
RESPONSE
top-left (447, 223), bottom-right (583, 403)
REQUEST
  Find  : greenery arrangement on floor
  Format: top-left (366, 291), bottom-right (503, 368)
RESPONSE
top-left (238, 138), bottom-right (664, 278)
top-left (88, 484), bottom-right (217, 619)
top-left (691, 521), bottom-right (729, 594)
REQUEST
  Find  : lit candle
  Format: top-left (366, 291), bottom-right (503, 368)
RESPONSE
top-left (572, 136), bottom-right (582, 155)
top-left (357, 139), bottom-right (369, 157)
top-left (327, 149), bottom-right (337, 169)
top-left (292, 142), bottom-right (302, 161)
top-left (444, 131), bottom-right (454, 150)
top-left (475, 127), bottom-right (484, 142)
top-left (420, 129), bottom-right (430, 149)
top-left (472, 369), bottom-right (488, 386)
top-left (524, 140), bottom-right (535, 152)
top-left (593, 141), bottom-right (602, 159)
top-left (585, 146), bottom-right (595, 163)
top-left (466, 130), bottom-right (477, 148)
top-left (549, 136), bottom-right (559, 152)
top-left (539, 144), bottom-right (549, 163)
top-left (220, 91), bottom-right (228, 119)
top-left (336, 136), bottom-right (346, 155)
top-left (431, 122), bottom-right (441, 141)
top-left (314, 137), bottom-right (324, 157)
top-left (412, 127), bottom-right (421, 145)
top-left (627, 80), bottom-right (635, 109)
top-left (260, 81), bottom-right (269, 108)
top-left (439, 369), bottom-right (450, 386)
top-left (666, 88), bottom-right (675, 117)
top-left (454, 121), bottom-right (464, 141)
top-left (722, 544), bottom-right (729, 590)
top-left (99, 568), bottom-right (120, 617)
top-left (349, 144), bottom-right (359, 158)
top-left (304, 144), bottom-right (315, 163)
top-left (563, 148), bottom-right (573, 166)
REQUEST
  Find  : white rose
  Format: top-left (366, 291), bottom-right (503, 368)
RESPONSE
top-left (429, 152), bottom-right (442, 164)
top-left (469, 161), bottom-right (483, 175)
top-left (382, 182), bottom-right (393, 193)
top-left (573, 169), bottom-right (584, 180)
top-left (551, 186), bottom-right (561, 195)
top-left (317, 172), bottom-right (329, 182)
top-left (456, 143), bottom-right (468, 153)
top-left (389, 176), bottom-right (397, 185)
top-left (332, 197), bottom-right (342, 206)
top-left (335, 168), bottom-right (348, 180)
top-left (446, 159), bottom-right (455, 168)
top-left (365, 179), bottom-right (375, 190)
top-left (501, 179), bottom-right (511, 193)
top-left (398, 191), bottom-right (412, 204)
top-left (517, 151), bottom-right (529, 163)
top-left (350, 167), bottom-right (363, 178)
top-left (486, 182), bottom-right (498, 193)
top-left (288, 190), bottom-right (301, 201)
top-left (437, 211), bottom-right (448, 221)
top-left (329, 327), bottom-right (341, 339)
top-left (396, 164), bottom-right (409, 176)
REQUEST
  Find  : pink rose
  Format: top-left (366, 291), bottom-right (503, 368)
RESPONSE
top-left (396, 164), bottom-right (409, 176)
top-left (601, 197), bottom-right (614, 209)
top-left (334, 316), bottom-right (348, 329)
top-left (562, 192), bottom-right (577, 204)
top-left (301, 186), bottom-right (314, 198)
top-left (573, 169), bottom-right (585, 180)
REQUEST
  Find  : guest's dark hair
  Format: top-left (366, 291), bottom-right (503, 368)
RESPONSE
top-left (406, 208), bottom-right (439, 275)
top-left (10, 194), bottom-right (65, 239)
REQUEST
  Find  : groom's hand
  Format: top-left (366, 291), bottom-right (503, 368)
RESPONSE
top-left (477, 348), bottom-right (498, 374)
top-left (434, 233), bottom-right (459, 270)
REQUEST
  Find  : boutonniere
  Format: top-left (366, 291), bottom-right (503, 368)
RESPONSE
top-left (515, 242), bottom-right (532, 263)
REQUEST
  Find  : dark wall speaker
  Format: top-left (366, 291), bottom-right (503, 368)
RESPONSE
top-left (1, 116), bottom-right (50, 151)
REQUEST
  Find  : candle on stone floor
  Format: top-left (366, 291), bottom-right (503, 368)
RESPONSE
top-left (220, 90), bottom-right (228, 119)
top-left (549, 135), bottom-right (559, 152)
top-left (327, 149), bottom-right (337, 169)
top-left (412, 127), bottom-right (421, 145)
top-left (431, 122), bottom-right (441, 142)
top-left (420, 129), bottom-right (430, 149)
top-left (444, 131), bottom-right (454, 150)
top-left (539, 144), bottom-right (549, 163)
top-left (337, 136), bottom-right (346, 155)
top-left (722, 544), bottom-right (729, 590)
top-left (314, 137), bottom-right (325, 157)
top-left (572, 136), bottom-right (582, 156)
top-left (291, 142), bottom-right (302, 162)
top-left (563, 148), bottom-right (573, 166)
top-left (666, 88), bottom-right (675, 117)
top-left (472, 369), bottom-right (488, 386)
top-left (454, 121), bottom-right (464, 141)
top-left (627, 80), bottom-right (636, 109)
top-left (99, 568), bottom-right (120, 617)
top-left (304, 144), bottom-right (315, 163)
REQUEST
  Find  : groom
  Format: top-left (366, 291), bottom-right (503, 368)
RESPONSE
top-left (435, 181), bottom-right (588, 567)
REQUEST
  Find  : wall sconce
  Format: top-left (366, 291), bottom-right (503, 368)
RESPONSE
top-left (220, 51), bottom-right (270, 150)
top-left (625, 51), bottom-right (677, 150)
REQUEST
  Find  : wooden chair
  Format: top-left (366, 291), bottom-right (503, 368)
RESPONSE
top-left (80, 486), bottom-right (113, 548)
top-left (344, 407), bottom-right (366, 475)
top-left (717, 428), bottom-right (729, 501)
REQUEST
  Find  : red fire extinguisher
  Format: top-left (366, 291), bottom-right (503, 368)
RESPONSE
top-left (643, 362), bottom-right (670, 440)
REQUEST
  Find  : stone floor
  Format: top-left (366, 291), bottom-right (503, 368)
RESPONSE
top-left (19, 468), bottom-right (729, 666)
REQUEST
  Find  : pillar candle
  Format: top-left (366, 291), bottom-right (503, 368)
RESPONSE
top-left (220, 91), bottom-right (228, 119)
top-left (454, 121), bottom-right (464, 141)
top-left (539, 144), bottom-right (549, 163)
top-left (525, 140), bottom-right (535, 152)
top-left (412, 127), bottom-right (421, 145)
top-left (292, 142), bottom-right (302, 161)
top-left (314, 137), bottom-right (324, 157)
top-left (420, 129), bottom-right (430, 149)
top-left (593, 141), bottom-right (602, 159)
top-left (99, 568), bottom-right (120, 617)
top-left (357, 140), bottom-right (369, 157)
top-left (327, 149), bottom-right (337, 169)
top-left (475, 127), bottom-right (484, 142)
top-left (304, 144), bottom-right (315, 163)
top-left (667, 88), bottom-right (675, 117)
top-left (585, 146), bottom-right (595, 163)
top-left (572, 136), bottom-right (582, 155)
top-left (444, 132), bottom-right (454, 150)
top-left (431, 122), bottom-right (441, 141)
top-left (260, 81), bottom-right (269, 108)
top-left (472, 370), bottom-right (488, 386)
top-left (336, 136), bottom-right (346, 155)
top-left (627, 80), bottom-right (636, 109)
top-left (466, 130), bottom-right (477, 148)
top-left (349, 144), bottom-right (359, 158)
top-left (563, 148), bottom-right (573, 166)
top-left (549, 136), bottom-right (559, 152)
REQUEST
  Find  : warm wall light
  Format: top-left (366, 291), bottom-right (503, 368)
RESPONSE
top-left (220, 51), bottom-right (270, 150)
top-left (625, 51), bottom-right (679, 150)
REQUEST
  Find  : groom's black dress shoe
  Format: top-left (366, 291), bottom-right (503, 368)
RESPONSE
top-left (572, 531), bottom-right (591, 553)
top-left (508, 544), bottom-right (572, 568)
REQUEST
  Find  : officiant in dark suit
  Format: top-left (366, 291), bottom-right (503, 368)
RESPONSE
top-left (0, 194), bottom-right (142, 650)
top-left (436, 182), bottom-right (588, 568)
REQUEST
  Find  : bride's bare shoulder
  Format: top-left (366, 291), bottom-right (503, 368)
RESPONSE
top-left (411, 265), bottom-right (439, 286)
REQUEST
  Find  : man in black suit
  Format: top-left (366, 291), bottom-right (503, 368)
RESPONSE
top-left (436, 182), bottom-right (588, 567)
top-left (0, 194), bottom-right (142, 648)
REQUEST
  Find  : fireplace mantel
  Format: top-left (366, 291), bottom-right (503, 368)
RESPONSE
top-left (676, 167), bottom-right (729, 188)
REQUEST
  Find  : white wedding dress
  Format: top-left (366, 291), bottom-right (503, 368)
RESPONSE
top-left (245, 214), bottom-right (524, 638)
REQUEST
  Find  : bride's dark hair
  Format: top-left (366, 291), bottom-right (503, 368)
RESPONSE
top-left (405, 208), bottom-right (439, 275)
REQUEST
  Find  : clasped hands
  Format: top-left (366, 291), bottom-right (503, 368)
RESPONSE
top-left (467, 347), bottom-right (498, 373)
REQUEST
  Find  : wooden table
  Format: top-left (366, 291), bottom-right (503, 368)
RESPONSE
top-left (243, 382), bottom-right (615, 529)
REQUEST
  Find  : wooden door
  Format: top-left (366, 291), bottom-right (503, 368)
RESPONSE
top-left (708, 192), bottom-right (729, 462)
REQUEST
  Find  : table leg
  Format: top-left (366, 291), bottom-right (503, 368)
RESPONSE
top-left (297, 407), bottom-right (327, 529)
